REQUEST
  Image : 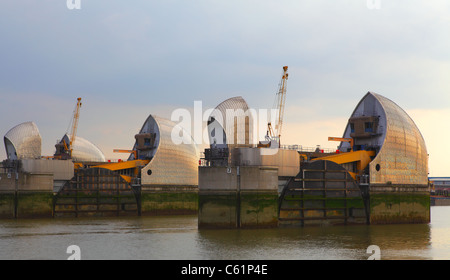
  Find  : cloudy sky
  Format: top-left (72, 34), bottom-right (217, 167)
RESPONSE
top-left (0, 0), bottom-right (449, 176)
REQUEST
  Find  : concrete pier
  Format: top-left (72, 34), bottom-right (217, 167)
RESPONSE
top-left (198, 166), bottom-right (279, 228)
top-left (140, 185), bottom-right (198, 215)
top-left (369, 184), bottom-right (430, 224)
top-left (0, 159), bottom-right (73, 218)
top-left (198, 148), bottom-right (300, 228)
top-left (0, 173), bottom-right (54, 219)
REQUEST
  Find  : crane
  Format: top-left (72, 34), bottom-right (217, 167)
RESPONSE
top-left (69, 97), bottom-right (82, 157)
top-left (113, 149), bottom-right (137, 160)
top-left (328, 137), bottom-right (354, 152)
top-left (266, 66), bottom-right (288, 147)
top-left (54, 97), bottom-right (82, 159)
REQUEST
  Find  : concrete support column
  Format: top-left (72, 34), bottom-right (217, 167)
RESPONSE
top-left (198, 166), bottom-right (279, 229)
top-left (369, 184), bottom-right (430, 224)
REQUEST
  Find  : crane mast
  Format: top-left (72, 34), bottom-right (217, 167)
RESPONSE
top-left (275, 66), bottom-right (288, 142)
top-left (266, 66), bottom-right (288, 147)
top-left (53, 97), bottom-right (82, 160)
top-left (69, 97), bottom-right (82, 157)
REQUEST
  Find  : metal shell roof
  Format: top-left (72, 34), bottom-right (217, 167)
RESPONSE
top-left (64, 134), bottom-right (106, 162)
top-left (341, 92), bottom-right (428, 186)
top-left (136, 115), bottom-right (199, 186)
top-left (4, 121), bottom-right (42, 160)
top-left (207, 96), bottom-right (254, 148)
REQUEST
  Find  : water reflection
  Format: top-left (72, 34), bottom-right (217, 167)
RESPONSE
top-left (197, 223), bottom-right (432, 260)
top-left (1, 207), bottom-right (450, 260)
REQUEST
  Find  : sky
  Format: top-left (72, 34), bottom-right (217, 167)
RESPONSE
top-left (0, 0), bottom-right (449, 176)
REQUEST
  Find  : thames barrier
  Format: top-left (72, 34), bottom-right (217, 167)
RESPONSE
top-left (0, 91), bottom-right (430, 228)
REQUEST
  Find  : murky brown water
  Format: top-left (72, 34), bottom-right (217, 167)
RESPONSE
top-left (0, 206), bottom-right (449, 260)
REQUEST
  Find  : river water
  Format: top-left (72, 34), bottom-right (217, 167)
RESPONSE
top-left (1, 206), bottom-right (450, 260)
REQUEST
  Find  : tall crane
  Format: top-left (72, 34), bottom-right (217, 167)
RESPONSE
top-left (54, 97), bottom-right (82, 159)
top-left (69, 97), bottom-right (82, 157)
top-left (266, 66), bottom-right (288, 147)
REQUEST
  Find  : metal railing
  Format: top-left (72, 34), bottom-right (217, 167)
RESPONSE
top-left (280, 145), bottom-right (337, 154)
